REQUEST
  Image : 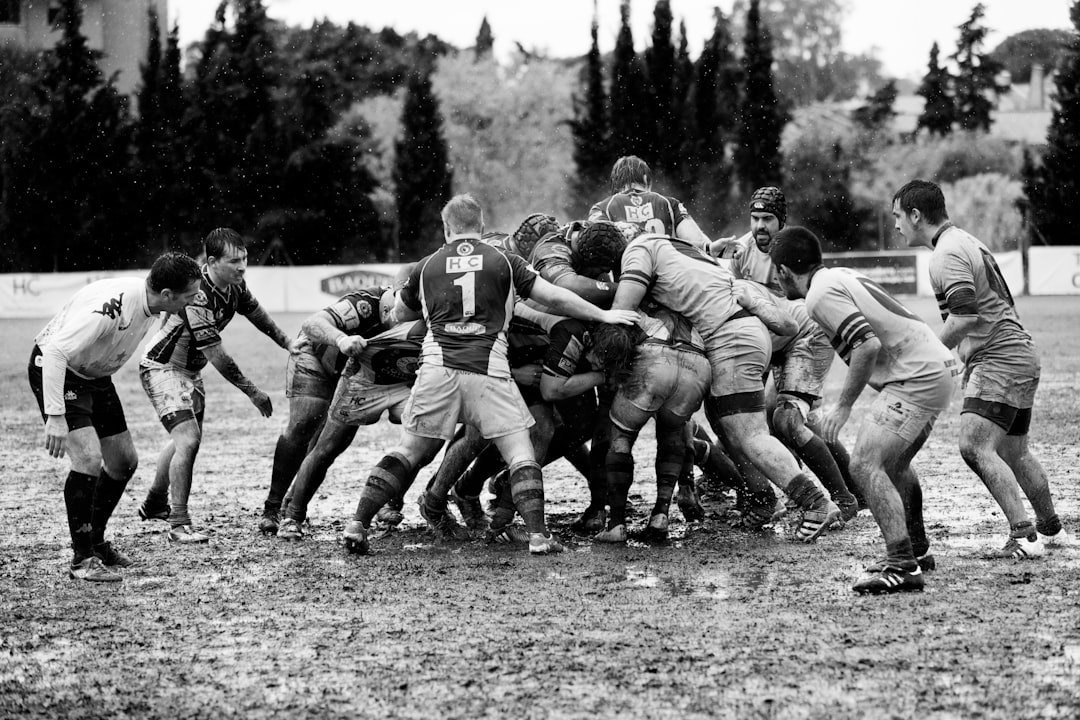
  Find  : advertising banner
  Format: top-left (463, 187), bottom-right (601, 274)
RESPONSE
top-left (1029, 246), bottom-right (1080, 295)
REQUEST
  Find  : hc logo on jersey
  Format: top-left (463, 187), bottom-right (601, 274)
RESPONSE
top-left (624, 204), bottom-right (655, 224)
top-left (446, 255), bottom-right (483, 273)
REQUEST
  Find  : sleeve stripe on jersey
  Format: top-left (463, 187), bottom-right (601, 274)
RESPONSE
top-left (835, 312), bottom-right (870, 345)
top-left (942, 281), bottom-right (979, 316)
top-left (621, 269), bottom-right (653, 287)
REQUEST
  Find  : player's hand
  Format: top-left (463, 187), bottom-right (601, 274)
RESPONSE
top-left (44, 415), bottom-right (68, 458)
top-left (336, 335), bottom-right (368, 358)
top-left (511, 363), bottom-right (543, 388)
top-left (250, 389), bottom-right (273, 417)
top-left (286, 337), bottom-right (308, 356)
top-left (734, 282), bottom-right (754, 309)
top-left (819, 404), bottom-right (851, 444)
top-left (710, 236), bottom-right (739, 259)
top-left (600, 309), bottom-right (640, 326)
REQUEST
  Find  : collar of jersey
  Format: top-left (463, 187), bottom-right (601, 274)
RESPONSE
top-left (929, 221), bottom-right (954, 248)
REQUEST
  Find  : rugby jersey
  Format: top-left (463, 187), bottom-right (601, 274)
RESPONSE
top-left (34, 277), bottom-right (162, 415)
top-left (618, 233), bottom-right (743, 347)
top-left (730, 231), bottom-right (784, 297)
top-left (141, 265), bottom-right (258, 373)
top-left (342, 319), bottom-right (426, 386)
top-left (805, 267), bottom-right (954, 391)
top-left (733, 279), bottom-right (806, 357)
top-left (401, 237), bottom-right (539, 378)
top-left (929, 225), bottom-right (1031, 364)
top-left (588, 189), bottom-right (691, 237)
top-left (306, 287), bottom-right (388, 375)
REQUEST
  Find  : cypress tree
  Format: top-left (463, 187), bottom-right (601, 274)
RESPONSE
top-left (1022, 1), bottom-right (1080, 245)
top-left (570, 9), bottom-right (610, 211)
top-left (609, 0), bottom-right (651, 156)
top-left (950, 3), bottom-right (1009, 133)
top-left (475, 16), bottom-right (494, 60)
top-left (394, 61), bottom-right (453, 260)
top-left (916, 42), bottom-right (956, 136)
top-left (733, 0), bottom-right (786, 192)
top-left (645, 0), bottom-right (677, 174)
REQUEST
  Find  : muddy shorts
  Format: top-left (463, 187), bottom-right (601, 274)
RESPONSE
top-left (611, 344), bottom-right (709, 433)
top-left (28, 346), bottom-right (128, 437)
top-left (705, 317), bottom-right (771, 398)
top-left (328, 370), bottom-right (411, 426)
top-left (870, 371), bottom-right (953, 443)
top-left (962, 340), bottom-right (1040, 434)
top-left (285, 348), bottom-right (338, 400)
top-left (139, 364), bottom-right (205, 432)
top-left (773, 325), bottom-right (833, 402)
top-left (403, 365), bottom-right (534, 441)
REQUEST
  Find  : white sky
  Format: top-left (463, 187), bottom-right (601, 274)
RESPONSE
top-left (173, 0), bottom-right (1073, 81)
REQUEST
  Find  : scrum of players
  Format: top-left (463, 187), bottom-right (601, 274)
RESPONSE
top-left (30, 158), bottom-right (1070, 596)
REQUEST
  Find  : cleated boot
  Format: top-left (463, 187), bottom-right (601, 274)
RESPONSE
top-left (594, 524), bottom-right (628, 543)
top-left (138, 500), bottom-right (170, 522)
top-left (677, 478), bottom-right (706, 522)
top-left (528, 532), bottom-right (565, 555)
top-left (986, 533), bottom-right (1045, 559)
top-left (449, 490), bottom-right (489, 532)
top-left (796, 500), bottom-right (841, 543)
top-left (93, 541), bottom-right (133, 568)
top-left (418, 493), bottom-right (470, 541)
top-left (342, 520), bottom-right (370, 555)
top-left (258, 511), bottom-right (279, 535)
top-left (485, 523), bottom-right (530, 545)
top-left (167, 525), bottom-right (209, 544)
top-left (852, 562), bottom-right (924, 595)
top-left (69, 555), bottom-right (122, 582)
top-left (570, 505), bottom-right (607, 534)
top-left (276, 517), bottom-right (304, 541)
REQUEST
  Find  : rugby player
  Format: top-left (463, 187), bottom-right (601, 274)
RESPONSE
top-left (893, 179), bottom-right (1068, 557)
top-left (341, 194), bottom-right (637, 556)
top-left (28, 252), bottom-right (202, 581)
top-left (771, 226), bottom-right (957, 594)
top-left (138, 229), bottom-right (305, 544)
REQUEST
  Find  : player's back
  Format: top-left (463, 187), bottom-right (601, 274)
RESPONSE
top-left (807, 267), bottom-right (954, 390)
top-left (619, 233), bottom-right (741, 345)
top-left (590, 190), bottom-right (686, 236)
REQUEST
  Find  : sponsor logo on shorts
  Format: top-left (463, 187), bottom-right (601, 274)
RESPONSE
top-left (65, 390), bottom-right (77, 401)
top-left (445, 322), bottom-right (486, 335)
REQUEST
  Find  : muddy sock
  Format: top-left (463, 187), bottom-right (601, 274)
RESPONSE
top-left (1010, 520), bottom-right (1037, 540)
top-left (353, 452), bottom-right (413, 527)
top-left (143, 487), bottom-right (169, 510)
top-left (797, 436), bottom-right (854, 505)
top-left (826, 439), bottom-right (864, 506)
top-left (902, 482), bottom-right (929, 558)
top-left (90, 469), bottom-right (129, 546)
top-left (605, 450), bottom-right (634, 527)
top-left (170, 504), bottom-right (191, 528)
top-left (509, 461), bottom-right (546, 534)
top-left (1036, 514), bottom-right (1062, 536)
top-left (885, 537), bottom-right (916, 568)
top-left (265, 433), bottom-right (305, 515)
top-left (65, 471), bottom-right (98, 561)
top-left (785, 473), bottom-right (827, 512)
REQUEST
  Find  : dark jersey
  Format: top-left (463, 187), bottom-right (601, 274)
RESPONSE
top-left (543, 318), bottom-right (592, 379)
top-left (401, 238), bottom-right (539, 378)
top-left (589, 189), bottom-right (691, 237)
top-left (529, 226), bottom-right (616, 306)
top-left (142, 266), bottom-right (258, 373)
top-left (307, 287), bottom-right (387, 375)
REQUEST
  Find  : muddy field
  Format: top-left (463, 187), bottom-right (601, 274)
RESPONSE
top-left (1, 296), bottom-right (1078, 719)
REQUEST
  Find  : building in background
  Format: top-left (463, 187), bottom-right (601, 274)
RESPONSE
top-left (0, 0), bottom-right (167, 98)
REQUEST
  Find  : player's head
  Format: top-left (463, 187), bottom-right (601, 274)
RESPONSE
top-left (749, 186), bottom-right (786, 251)
top-left (576, 220), bottom-right (627, 279)
top-left (610, 155), bottom-right (651, 193)
top-left (441, 194), bottom-right (484, 238)
top-left (147, 252), bottom-right (203, 313)
top-left (204, 228), bottom-right (248, 285)
top-left (512, 212), bottom-right (559, 259)
top-left (588, 322), bottom-right (645, 384)
top-left (769, 225), bottom-right (822, 301)
top-left (892, 180), bottom-right (948, 246)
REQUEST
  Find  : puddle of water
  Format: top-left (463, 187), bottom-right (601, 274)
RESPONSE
top-left (623, 565), bottom-right (732, 599)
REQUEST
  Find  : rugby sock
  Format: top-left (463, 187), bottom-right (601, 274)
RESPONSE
top-left (352, 452), bottom-right (413, 526)
top-left (785, 473), bottom-right (828, 512)
top-left (587, 435), bottom-right (611, 509)
top-left (654, 430), bottom-right (684, 517)
top-left (605, 449), bottom-right (634, 527)
top-left (143, 487), bottom-right (170, 512)
top-left (1009, 520), bottom-right (1037, 540)
top-left (885, 537), bottom-right (917, 569)
top-left (65, 471), bottom-right (98, 560)
top-left (170, 504), bottom-right (191, 528)
top-left (902, 482), bottom-right (929, 558)
top-left (1036, 514), bottom-right (1062, 537)
top-left (90, 469), bottom-right (129, 546)
top-left (264, 433), bottom-right (305, 514)
top-left (797, 436), bottom-right (855, 506)
top-left (508, 461), bottom-right (547, 534)
top-left (488, 470), bottom-right (516, 530)
top-left (826, 439), bottom-right (866, 507)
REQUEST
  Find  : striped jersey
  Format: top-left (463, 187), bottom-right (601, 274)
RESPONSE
top-left (141, 266), bottom-right (258, 373)
top-left (307, 287), bottom-right (387, 375)
top-left (618, 233), bottom-right (742, 347)
top-left (730, 231), bottom-right (784, 297)
top-left (805, 267), bottom-right (954, 390)
top-left (401, 238), bottom-right (539, 377)
top-left (588, 189), bottom-right (691, 237)
top-left (929, 225), bottom-right (1030, 364)
top-left (343, 319), bottom-right (426, 386)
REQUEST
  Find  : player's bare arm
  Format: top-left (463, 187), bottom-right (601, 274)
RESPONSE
top-left (203, 344), bottom-right (272, 417)
top-left (736, 281), bottom-right (798, 336)
top-left (245, 306), bottom-right (304, 355)
top-left (528, 277), bottom-right (636, 326)
top-left (611, 278), bottom-right (648, 313)
top-left (392, 292), bottom-right (423, 324)
top-left (938, 313), bottom-right (979, 350)
top-left (822, 336), bottom-right (881, 444)
top-left (550, 273), bottom-right (616, 307)
top-left (539, 369), bottom-right (606, 402)
top-left (302, 310), bottom-right (368, 358)
top-left (675, 217), bottom-right (710, 250)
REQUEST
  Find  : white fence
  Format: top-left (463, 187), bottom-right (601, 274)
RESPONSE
top-left (1, 248), bottom-right (1071, 319)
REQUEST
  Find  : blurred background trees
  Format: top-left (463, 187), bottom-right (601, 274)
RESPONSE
top-left (0, 0), bottom-right (1075, 270)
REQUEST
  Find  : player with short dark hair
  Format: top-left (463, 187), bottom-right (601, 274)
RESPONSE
top-left (28, 252), bottom-right (202, 582)
top-left (771, 225), bottom-right (957, 594)
top-left (893, 179), bottom-right (1068, 556)
top-left (341, 194), bottom-right (638, 556)
top-left (138, 229), bottom-right (305, 544)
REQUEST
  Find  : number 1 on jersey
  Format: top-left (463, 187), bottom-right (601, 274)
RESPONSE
top-left (453, 273), bottom-right (476, 317)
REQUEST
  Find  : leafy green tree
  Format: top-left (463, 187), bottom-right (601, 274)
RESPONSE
top-left (0, 0), bottom-right (136, 271)
top-left (851, 80), bottom-right (898, 133)
top-left (916, 42), bottom-right (956, 136)
top-left (609, 0), bottom-right (651, 156)
top-left (571, 11), bottom-right (611, 208)
top-left (950, 3), bottom-right (1009, 132)
top-left (734, 0), bottom-right (786, 192)
top-left (394, 61), bottom-right (453, 260)
top-left (475, 16), bottom-right (494, 59)
top-left (991, 28), bottom-right (1073, 83)
top-left (1022, 2), bottom-right (1080, 246)
top-left (645, 0), bottom-right (678, 174)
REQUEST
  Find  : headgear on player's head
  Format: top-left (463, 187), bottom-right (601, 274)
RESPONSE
top-left (577, 220), bottom-right (628, 278)
top-left (512, 213), bottom-right (559, 259)
top-left (769, 225), bottom-right (822, 274)
top-left (749, 186), bottom-right (787, 229)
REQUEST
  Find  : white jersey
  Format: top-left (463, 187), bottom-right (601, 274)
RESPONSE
top-left (34, 277), bottom-right (162, 414)
top-left (730, 232), bottom-right (784, 297)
